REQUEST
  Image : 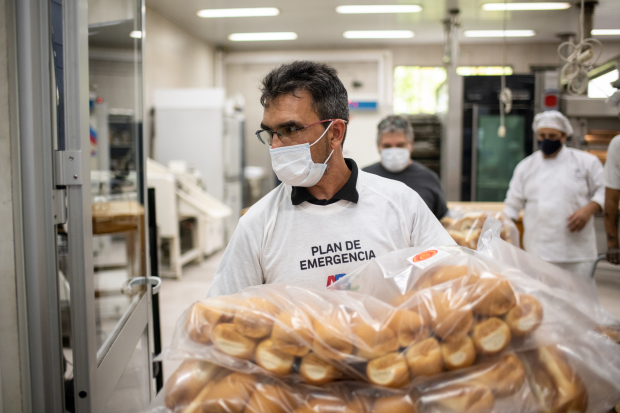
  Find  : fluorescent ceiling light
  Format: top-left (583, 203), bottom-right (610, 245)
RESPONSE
top-left (129, 30), bottom-right (142, 38)
top-left (228, 32), bottom-right (297, 42)
top-left (336, 5), bottom-right (422, 14)
top-left (464, 30), bottom-right (536, 37)
top-left (197, 8), bottom-right (279, 18)
top-left (344, 30), bottom-right (414, 39)
top-left (592, 29), bottom-right (620, 35)
top-left (482, 2), bottom-right (570, 11)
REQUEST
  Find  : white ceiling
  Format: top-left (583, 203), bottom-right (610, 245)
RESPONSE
top-left (145, 0), bottom-right (620, 51)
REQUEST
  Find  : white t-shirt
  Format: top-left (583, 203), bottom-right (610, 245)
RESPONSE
top-left (208, 170), bottom-right (456, 296)
top-left (604, 135), bottom-right (620, 190)
top-left (503, 147), bottom-right (605, 263)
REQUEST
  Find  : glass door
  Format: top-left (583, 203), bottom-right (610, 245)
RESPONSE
top-left (474, 113), bottom-right (526, 201)
top-left (61, 0), bottom-right (156, 411)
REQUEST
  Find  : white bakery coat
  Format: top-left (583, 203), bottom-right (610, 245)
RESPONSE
top-left (207, 170), bottom-right (456, 297)
top-left (604, 135), bottom-right (620, 190)
top-left (503, 147), bottom-right (605, 263)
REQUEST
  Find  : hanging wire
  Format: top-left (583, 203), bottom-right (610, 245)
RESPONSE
top-left (558, 0), bottom-right (603, 95)
top-left (498, 0), bottom-right (512, 137)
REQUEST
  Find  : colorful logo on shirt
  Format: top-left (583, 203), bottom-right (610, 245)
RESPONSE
top-left (326, 273), bottom-right (360, 291)
top-left (326, 273), bottom-right (347, 287)
top-left (412, 249), bottom-right (438, 263)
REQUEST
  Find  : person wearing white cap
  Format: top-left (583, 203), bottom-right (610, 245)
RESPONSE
top-left (503, 110), bottom-right (605, 280)
top-left (604, 91), bottom-right (620, 265)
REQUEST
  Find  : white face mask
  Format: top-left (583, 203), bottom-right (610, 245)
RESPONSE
top-left (269, 121), bottom-right (334, 187)
top-left (380, 147), bottom-right (410, 173)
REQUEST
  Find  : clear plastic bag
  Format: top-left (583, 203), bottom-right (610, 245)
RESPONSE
top-left (149, 219), bottom-right (620, 413)
top-left (441, 208), bottom-right (520, 250)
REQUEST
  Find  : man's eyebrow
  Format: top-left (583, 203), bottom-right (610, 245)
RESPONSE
top-left (260, 120), bottom-right (302, 130)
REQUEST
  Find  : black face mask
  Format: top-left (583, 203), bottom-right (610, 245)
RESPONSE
top-left (538, 138), bottom-right (563, 155)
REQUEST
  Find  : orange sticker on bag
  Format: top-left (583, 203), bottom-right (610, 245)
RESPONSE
top-left (408, 248), bottom-right (449, 268)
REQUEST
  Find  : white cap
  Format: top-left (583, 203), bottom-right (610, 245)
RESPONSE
top-left (532, 110), bottom-right (574, 136)
top-left (605, 90), bottom-right (620, 113)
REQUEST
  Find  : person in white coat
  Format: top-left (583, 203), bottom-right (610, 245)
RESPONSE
top-left (503, 110), bottom-right (605, 280)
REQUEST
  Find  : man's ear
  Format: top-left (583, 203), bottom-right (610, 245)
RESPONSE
top-left (329, 120), bottom-right (346, 149)
top-left (561, 133), bottom-right (568, 143)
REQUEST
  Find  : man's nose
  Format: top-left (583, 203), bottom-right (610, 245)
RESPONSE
top-left (270, 133), bottom-right (284, 149)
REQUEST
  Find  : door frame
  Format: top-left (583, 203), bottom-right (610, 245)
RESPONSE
top-left (63, 0), bottom-right (155, 411)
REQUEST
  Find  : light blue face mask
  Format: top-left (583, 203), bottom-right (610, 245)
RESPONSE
top-left (269, 121), bottom-right (334, 187)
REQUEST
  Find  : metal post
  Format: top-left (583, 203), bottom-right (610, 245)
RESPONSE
top-left (15, 0), bottom-right (65, 411)
top-left (63, 0), bottom-right (97, 411)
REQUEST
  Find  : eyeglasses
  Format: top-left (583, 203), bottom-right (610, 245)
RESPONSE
top-left (256, 119), bottom-right (344, 146)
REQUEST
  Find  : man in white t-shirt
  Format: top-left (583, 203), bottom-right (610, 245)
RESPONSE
top-left (604, 91), bottom-right (620, 265)
top-left (208, 61), bottom-right (455, 297)
top-left (504, 111), bottom-right (605, 280)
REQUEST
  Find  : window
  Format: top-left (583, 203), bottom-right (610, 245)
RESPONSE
top-left (588, 69), bottom-right (619, 98)
top-left (394, 66), bottom-right (447, 114)
top-left (456, 66), bottom-right (513, 76)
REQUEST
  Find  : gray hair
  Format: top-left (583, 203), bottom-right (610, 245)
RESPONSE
top-left (376, 115), bottom-right (414, 146)
top-left (260, 61), bottom-right (350, 144)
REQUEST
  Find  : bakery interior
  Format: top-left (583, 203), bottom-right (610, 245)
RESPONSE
top-left (2, 0), bottom-right (620, 412)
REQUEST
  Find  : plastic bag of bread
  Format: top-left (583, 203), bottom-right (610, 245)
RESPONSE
top-left (151, 217), bottom-right (620, 412)
top-left (440, 208), bottom-right (519, 250)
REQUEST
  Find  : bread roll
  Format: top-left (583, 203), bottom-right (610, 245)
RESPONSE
top-left (164, 360), bottom-right (220, 410)
top-left (527, 345), bottom-right (588, 413)
top-left (428, 382), bottom-right (494, 413)
top-left (441, 217), bottom-right (455, 228)
top-left (504, 294), bottom-right (543, 337)
top-left (441, 336), bottom-right (476, 370)
top-left (293, 397), bottom-right (358, 413)
top-left (465, 228), bottom-right (482, 249)
top-left (373, 395), bottom-right (417, 413)
top-left (366, 351), bottom-right (410, 388)
top-left (471, 317), bottom-right (511, 356)
top-left (427, 293), bottom-right (474, 342)
top-left (470, 275), bottom-right (517, 317)
top-left (188, 372), bottom-right (256, 413)
top-left (405, 337), bottom-right (443, 378)
top-left (271, 310), bottom-right (313, 357)
top-left (452, 213), bottom-right (486, 232)
top-left (211, 323), bottom-right (257, 360)
top-left (313, 313), bottom-right (353, 361)
top-left (350, 316), bottom-right (399, 359)
top-left (299, 353), bottom-right (342, 385)
top-left (233, 296), bottom-right (279, 339)
top-left (449, 230), bottom-right (469, 248)
top-left (430, 265), bottom-right (478, 287)
top-left (388, 310), bottom-right (429, 348)
top-left (255, 339), bottom-right (295, 375)
top-left (245, 383), bottom-right (298, 413)
top-left (472, 354), bottom-right (525, 397)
